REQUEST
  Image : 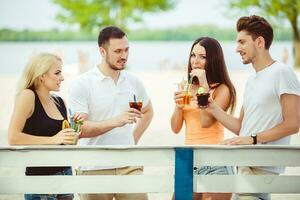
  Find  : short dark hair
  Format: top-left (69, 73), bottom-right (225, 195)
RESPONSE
top-left (236, 15), bottom-right (273, 49)
top-left (98, 26), bottom-right (126, 48)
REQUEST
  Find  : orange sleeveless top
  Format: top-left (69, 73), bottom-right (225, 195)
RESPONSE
top-left (183, 88), bottom-right (224, 145)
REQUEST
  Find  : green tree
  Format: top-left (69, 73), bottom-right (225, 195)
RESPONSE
top-left (52, 0), bottom-right (175, 31)
top-left (228, 0), bottom-right (300, 68)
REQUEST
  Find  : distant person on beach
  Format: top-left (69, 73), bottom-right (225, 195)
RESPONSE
top-left (171, 37), bottom-right (236, 200)
top-left (69, 26), bottom-right (153, 200)
top-left (77, 50), bottom-right (89, 73)
top-left (282, 47), bottom-right (289, 64)
top-left (8, 53), bottom-right (80, 200)
top-left (206, 15), bottom-right (300, 200)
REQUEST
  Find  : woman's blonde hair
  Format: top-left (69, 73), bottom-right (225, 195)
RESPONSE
top-left (17, 53), bottom-right (62, 96)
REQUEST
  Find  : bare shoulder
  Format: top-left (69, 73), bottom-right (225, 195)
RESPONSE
top-left (16, 89), bottom-right (35, 109)
top-left (213, 84), bottom-right (230, 97)
top-left (14, 89), bottom-right (35, 118)
top-left (17, 89), bottom-right (35, 102)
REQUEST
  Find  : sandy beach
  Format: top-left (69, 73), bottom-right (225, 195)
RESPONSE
top-left (0, 68), bottom-right (300, 199)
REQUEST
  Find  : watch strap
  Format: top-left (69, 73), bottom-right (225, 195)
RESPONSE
top-left (251, 134), bottom-right (257, 144)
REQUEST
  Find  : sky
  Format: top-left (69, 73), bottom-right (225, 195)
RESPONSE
top-left (0, 0), bottom-right (237, 30)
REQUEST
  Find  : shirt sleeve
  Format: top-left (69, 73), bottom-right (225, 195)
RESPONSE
top-left (135, 78), bottom-right (150, 108)
top-left (277, 67), bottom-right (300, 97)
top-left (68, 78), bottom-right (89, 114)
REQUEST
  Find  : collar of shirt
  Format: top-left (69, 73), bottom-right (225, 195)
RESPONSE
top-left (92, 65), bottom-right (126, 83)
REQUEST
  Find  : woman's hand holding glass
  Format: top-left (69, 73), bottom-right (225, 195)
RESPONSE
top-left (52, 128), bottom-right (79, 145)
top-left (60, 112), bottom-right (84, 144)
top-left (174, 90), bottom-right (186, 109)
top-left (174, 80), bottom-right (192, 108)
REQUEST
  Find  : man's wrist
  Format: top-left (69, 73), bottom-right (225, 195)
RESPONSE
top-left (110, 117), bottom-right (121, 128)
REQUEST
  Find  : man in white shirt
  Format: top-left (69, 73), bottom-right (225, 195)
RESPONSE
top-left (207, 15), bottom-right (300, 200)
top-left (69, 26), bottom-right (153, 200)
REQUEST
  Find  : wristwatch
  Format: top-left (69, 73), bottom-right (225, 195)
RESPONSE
top-left (251, 133), bottom-right (257, 145)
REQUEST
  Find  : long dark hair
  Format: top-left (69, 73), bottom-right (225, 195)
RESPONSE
top-left (187, 37), bottom-right (236, 113)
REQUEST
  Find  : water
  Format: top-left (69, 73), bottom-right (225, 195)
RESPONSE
top-left (0, 41), bottom-right (293, 75)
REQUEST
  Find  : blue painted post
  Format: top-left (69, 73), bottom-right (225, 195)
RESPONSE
top-left (174, 148), bottom-right (194, 200)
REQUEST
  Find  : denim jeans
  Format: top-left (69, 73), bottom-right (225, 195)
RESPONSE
top-left (194, 166), bottom-right (234, 175)
top-left (24, 168), bottom-right (74, 200)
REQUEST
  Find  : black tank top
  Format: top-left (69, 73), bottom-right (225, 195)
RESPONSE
top-left (24, 90), bottom-right (70, 175)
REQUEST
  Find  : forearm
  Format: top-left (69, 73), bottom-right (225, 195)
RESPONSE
top-left (257, 121), bottom-right (299, 143)
top-left (222, 119), bottom-right (300, 145)
top-left (211, 106), bottom-right (241, 135)
top-left (8, 132), bottom-right (54, 145)
top-left (171, 107), bottom-right (184, 133)
top-left (80, 119), bottom-right (118, 138)
top-left (133, 110), bottom-right (153, 144)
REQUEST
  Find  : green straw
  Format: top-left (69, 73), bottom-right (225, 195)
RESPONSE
top-left (188, 76), bottom-right (193, 84)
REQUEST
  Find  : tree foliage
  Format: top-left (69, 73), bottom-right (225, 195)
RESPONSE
top-left (0, 26), bottom-right (292, 41)
top-left (52, 0), bottom-right (175, 31)
top-left (228, 0), bottom-right (300, 67)
top-left (230, 0), bottom-right (299, 38)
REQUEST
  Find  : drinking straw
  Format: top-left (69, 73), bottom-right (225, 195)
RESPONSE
top-left (68, 108), bottom-right (75, 128)
top-left (188, 76), bottom-right (193, 84)
top-left (133, 94), bottom-right (139, 110)
top-left (68, 108), bottom-right (73, 116)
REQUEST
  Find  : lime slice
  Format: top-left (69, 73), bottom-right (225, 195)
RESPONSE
top-left (197, 87), bottom-right (205, 94)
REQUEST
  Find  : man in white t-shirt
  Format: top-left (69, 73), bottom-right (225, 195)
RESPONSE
top-left (207, 15), bottom-right (300, 200)
top-left (69, 26), bottom-right (153, 200)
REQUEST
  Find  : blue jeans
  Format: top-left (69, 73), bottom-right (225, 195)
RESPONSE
top-left (24, 168), bottom-right (74, 200)
top-left (194, 166), bottom-right (234, 175)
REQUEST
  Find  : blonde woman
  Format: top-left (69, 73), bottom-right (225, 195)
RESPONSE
top-left (8, 53), bottom-right (78, 200)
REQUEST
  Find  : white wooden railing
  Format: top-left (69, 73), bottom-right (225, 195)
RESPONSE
top-left (0, 145), bottom-right (300, 196)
